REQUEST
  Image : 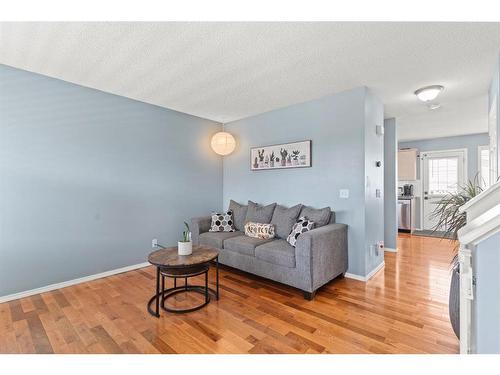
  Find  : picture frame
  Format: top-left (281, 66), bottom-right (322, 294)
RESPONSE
top-left (250, 140), bottom-right (311, 170)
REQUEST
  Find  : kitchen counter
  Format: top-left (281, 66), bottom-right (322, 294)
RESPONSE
top-left (398, 196), bottom-right (415, 200)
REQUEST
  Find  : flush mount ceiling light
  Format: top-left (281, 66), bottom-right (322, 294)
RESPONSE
top-left (414, 85), bottom-right (444, 102)
top-left (211, 131), bottom-right (236, 156)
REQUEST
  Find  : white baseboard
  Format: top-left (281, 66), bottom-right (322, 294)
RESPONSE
top-left (384, 247), bottom-right (398, 253)
top-left (344, 272), bottom-right (366, 281)
top-left (345, 261), bottom-right (385, 282)
top-left (0, 262), bottom-right (151, 304)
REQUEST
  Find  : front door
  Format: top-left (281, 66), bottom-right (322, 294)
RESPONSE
top-left (422, 150), bottom-right (466, 230)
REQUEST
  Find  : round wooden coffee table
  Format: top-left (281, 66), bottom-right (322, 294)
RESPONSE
top-left (147, 245), bottom-right (219, 317)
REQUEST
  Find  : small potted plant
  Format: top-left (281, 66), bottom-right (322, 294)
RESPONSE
top-left (280, 149), bottom-right (288, 166)
top-left (270, 151), bottom-right (275, 167)
top-left (258, 149), bottom-right (265, 168)
top-left (178, 221), bottom-right (192, 256)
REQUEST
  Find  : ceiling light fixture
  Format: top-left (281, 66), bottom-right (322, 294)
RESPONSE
top-left (414, 85), bottom-right (444, 102)
top-left (211, 131), bottom-right (236, 156)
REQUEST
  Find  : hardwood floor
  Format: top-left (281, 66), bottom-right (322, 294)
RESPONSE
top-left (0, 234), bottom-right (459, 354)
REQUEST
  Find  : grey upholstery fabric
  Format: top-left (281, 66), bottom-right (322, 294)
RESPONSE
top-left (190, 207), bottom-right (347, 295)
top-left (217, 248), bottom-right (311, 291)
top-left (255, 239), bottom-right (296, 268)
top-left (245, 200), bottom-right (277, 224)
top-left (299, 206), bottom-right (332, 228)
top-left (224, 235), bottom-right (274, 256)
top-left (190, 216), bottom-right (211, 246)
top-left (296, 223), bottom-right (348, 290)
top-left (199, 231), bottom-right (243, 249)
top-left (228, 200), bottom-right (248, 231)
top-left (270, 204), bottom-right (303, 239)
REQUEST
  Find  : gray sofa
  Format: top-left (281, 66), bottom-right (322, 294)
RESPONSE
top-left (191, 201), bottom-right (348, 299)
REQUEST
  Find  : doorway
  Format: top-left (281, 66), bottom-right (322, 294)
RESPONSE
top-left (421, 149), bottom-right (467, 230)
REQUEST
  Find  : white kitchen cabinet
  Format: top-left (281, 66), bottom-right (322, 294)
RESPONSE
top-left (398, 149), bottom-right (417, 181)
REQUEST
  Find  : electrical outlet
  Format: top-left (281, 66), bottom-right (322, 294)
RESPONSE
top-left (339, 189), bottom-right (349, 199)
top-left (152, 238), bottom-right (158, 249)
top-left (377, 241), bottom-right (384, 256)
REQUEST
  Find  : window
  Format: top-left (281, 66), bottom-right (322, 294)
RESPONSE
top-left (478, 145), bottom-right (490, 189)
top-left (428, 157), bottom-right (459, 195)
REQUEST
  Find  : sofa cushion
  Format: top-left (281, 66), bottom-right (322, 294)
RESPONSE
top-left (245, 200), bottom-right (277, 224)
top-left (271, 204), bottom-right (302, 239)
top-left (199, 231), bottom-right (243, 249)
top-left (299, 205), bottom-right (331, 227)
top-left (224, 235), bottom-right (274, 256)
top-left (228, 200), bottom-right (248, 231)
top-left (255, 239), bottom-right (296, 268)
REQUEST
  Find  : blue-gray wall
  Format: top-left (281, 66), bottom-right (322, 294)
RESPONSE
top-left (384, 118), bottom-right (397, 250)
top-left (363, 90), bottom-right (385, 274)
top-left (0, 64), bottom-right (222, 297)
top-left (223, 87), bottom-right (384, 278)
top-left (473, 232), bottom-right (500, 353)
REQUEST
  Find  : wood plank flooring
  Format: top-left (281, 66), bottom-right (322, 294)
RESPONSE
top-left (0, 234), bottom-right (459, 353)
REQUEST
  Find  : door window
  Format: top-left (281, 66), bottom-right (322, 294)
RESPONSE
top-left (428, 157), bottom-right (459, 195)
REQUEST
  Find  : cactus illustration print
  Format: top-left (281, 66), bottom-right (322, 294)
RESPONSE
top-left (250, 140), bottom-right (311, 171)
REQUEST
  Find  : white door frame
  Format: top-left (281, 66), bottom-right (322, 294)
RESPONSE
top-left (419, 148), bottom-right (468, 230)
top-left (478, 145), bottom-right (490, 189)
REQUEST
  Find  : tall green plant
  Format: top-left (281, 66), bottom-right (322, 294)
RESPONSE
top-left (430, 176), bottom-right (482, 241)
top-left (430, 174), bottom-right (484, 265)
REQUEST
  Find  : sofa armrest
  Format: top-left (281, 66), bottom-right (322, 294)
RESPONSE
top-left (295, 223), bottom-right (348, 291)
top-left (191, 216), bottom-right (212, 246)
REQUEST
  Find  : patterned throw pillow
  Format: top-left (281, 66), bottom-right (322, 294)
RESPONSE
top-left (287, 217), bottom-right (315, 247)
top-left (244, 222), bottom-right (275, 240)
top-left (209, 210), bottom-right (236, 232)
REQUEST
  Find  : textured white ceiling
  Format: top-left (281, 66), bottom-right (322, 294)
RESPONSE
top-left (1, 22), bottom-right (499, 141)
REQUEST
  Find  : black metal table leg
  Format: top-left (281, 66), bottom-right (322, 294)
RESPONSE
top-left (161, 272), bottom-right (165, 308)
top-left (205, 271), bottom-right (209, 303)
top-left (216, 257), bottom-right (219, 300)
top-left (155, 266), bottom-right (160, 316)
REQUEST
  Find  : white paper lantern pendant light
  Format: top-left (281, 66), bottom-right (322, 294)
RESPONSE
top-left (211, 131), bottom-right (236, 156)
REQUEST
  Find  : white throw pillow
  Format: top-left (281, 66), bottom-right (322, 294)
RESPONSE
top-left (244, 222), bottom-right (275, 239)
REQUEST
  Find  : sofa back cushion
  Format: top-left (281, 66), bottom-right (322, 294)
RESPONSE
top-left (271, 204), bottom-right (303, 239)
top-left (245, 200), bottom-right (277, 224)
top-left (228, 200), bottom-right (248, 231)
top-left (299, 205), bottom-right (331, 228)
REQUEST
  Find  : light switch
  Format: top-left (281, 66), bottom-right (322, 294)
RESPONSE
top-left (339, 189), bottom-right (349, 199)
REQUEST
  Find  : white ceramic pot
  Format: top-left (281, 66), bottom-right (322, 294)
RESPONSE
top-left (178, 241), bottom-right (192, 256)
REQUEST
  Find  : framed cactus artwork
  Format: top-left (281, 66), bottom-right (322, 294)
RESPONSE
top-left (250, 140), bottom-right (311, 170)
